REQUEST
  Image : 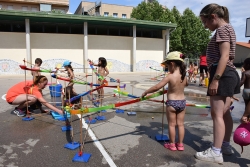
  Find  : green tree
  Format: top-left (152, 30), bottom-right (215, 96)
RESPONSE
top-left (179, 8), bottom-right (210, 58)
top-left (169, 6), bottom-right (182, 52)
top-left (131, 1), bottom-right (211, 58)
top-left (131, 0), bottom-right (164, 21)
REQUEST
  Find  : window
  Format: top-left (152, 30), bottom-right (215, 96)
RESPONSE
top-left (31, 7), bottom-right (38, 12)
top-left (122, 14), bottom-right (127, 18)
top-left (40, 4), bottom-right (51, 12)
top-left (136, 28), bottom-right (162, 38)
top-left (113, 13), bottom-right (118, 18)
top-left (22, 6), bottom-right (28, 11)
top-left (0, 5), bottom-right (2, 9)
top-left (7, 6), bottom-right (13, 10)
top-left (0, 21), bottom-right (12, 32)
top-left (70, 24), bottom-right (83, 34)
top-left (104, 12), bottom-right (109, 17)
top-left (57, 24), bottom-right (70, 34)
top-left (12, 22), bottom-right (25, 32)
top-left (30, 23), bottom-right (44, 33)
top-left (44, 24), bottom-right (56, 33)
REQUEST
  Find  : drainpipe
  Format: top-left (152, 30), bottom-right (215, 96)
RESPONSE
top-left (84, 22), bottom-right (88, 73)
top-left (132, 25), bottom-right (136, 72)
top-left (165, 28), bottom-right (176, 59)
top-left (165, 29), bottom-right (169, 58)
top-left (25, 19), bottom-right (31, 68)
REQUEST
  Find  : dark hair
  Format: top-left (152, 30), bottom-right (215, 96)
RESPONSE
top-left (202, 50), bottom-right (206, 55)
top-left (166, 55), bottom-right (186, 82)
top-left (98, 57), bottom-right (107, 68)
top-left (64, 86), bottom-right (80, 105)
top-left (194, 62), bottom-right (197, 66)
top-left (33, 75), bottom-right (48, 85)
top-left (65, 65), bottom-right (74, 72)
top-left (35, 58), bottom-right (42, 65)
top-left (244, 58), bottom-right (250, 71)
top-left (200, 3), bottom-right (229, 23)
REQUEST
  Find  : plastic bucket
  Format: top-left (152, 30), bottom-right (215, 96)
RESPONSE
top-left (204, 78), bottom-right (209, 87)
top-left (49, 84), bottom-right (62, 97)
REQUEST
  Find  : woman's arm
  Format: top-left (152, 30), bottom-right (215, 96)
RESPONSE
top-left (142, 75), bottom-right (170, 97)
top-left (208, 42), bottom-right (230, 95)
top-left (215, 41), bottom-right (230, 78)
top-left (38, 97), bottom-right (63, 115)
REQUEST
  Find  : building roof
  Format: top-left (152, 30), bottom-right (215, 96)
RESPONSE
top-left (0, 10), bottom-right (177, 30)
top-left (0, 0), bottom-right (69, 6)
top-left (237, 42), bottom-right (250, 49)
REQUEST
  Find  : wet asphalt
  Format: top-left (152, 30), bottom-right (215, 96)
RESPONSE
top-left (0, 73), bottom-right (249, 167)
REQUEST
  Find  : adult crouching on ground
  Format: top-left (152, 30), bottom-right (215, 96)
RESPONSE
top-left (6, 75), bottom-right (63, 117)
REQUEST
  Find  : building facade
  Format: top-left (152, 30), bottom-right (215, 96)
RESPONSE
top-left (0, 0), bottom-right (69, 13)
top-left (0, 9), bottom-right (176, 75)
top-left (235, 41), bottom-right (250, 66)
top-left (74, 1), bottom-right (133, 19)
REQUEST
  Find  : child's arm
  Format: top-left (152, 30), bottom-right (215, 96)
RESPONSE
top-left (241, 110), bottom-right (250, 124)
top-left (231, 96), bottom-right (239, 101)
top-left (104, 67), bottom-right (109, 77)
top-left (240, 71), bottom-right (246, 87)
top-left (68, 69), bottom-right (74, 80)
top-left (88, 60), bottom-right (98, 66)
top-left (142, 75), bottom-right (170, 97)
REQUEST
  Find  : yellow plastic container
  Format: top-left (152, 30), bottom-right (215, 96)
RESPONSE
top-left (204, 78), bottom-right (209, 87)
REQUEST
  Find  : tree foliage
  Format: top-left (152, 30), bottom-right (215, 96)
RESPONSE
top-left (131, 1), bottom-right (211, 59)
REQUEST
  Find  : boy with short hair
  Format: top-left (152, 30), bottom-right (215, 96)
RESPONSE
top-left (31, 58), bottom-right (43, 80)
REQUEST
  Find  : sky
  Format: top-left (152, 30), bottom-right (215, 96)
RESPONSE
top-left (69, 0), bottom-right (250, 42)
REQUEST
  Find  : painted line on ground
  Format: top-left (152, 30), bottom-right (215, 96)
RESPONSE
top-left (77, 114), bottom-right (117, 167)
top-left (2, 94), bottom-right (6, 101)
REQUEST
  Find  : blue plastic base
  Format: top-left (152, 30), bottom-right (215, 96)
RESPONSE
top-left (85, 119), bottom-right (97, 124)
top-left (58, 117), bottom-right (68, 121)
top-left (95, 116), bottom-right (106, 120)
top-left (127, 112), bottom-right (136, 116)
top-left (93, 101), bottom-right (100, 107)
top-left (22, 117), bottom-right (35, 121)
top-left (64, 142), bottom-right (80, 150)
top-left (101, 110), bottom-right (107, 113)
top-left (61, 126), bottom-right (72, 131)
top-left (72, 152), bottom-right (91, 162)
top-left (116, 109), bottom-right (124, 113)
top-left (51, 111), bottom-right (70, 120)
top-left (155, 134), bottom-right (169, 141)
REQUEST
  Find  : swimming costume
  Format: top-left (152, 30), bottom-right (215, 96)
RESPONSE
top-left (165, 100), bottom-right (186, 112)
top-left (242, 89), bottom-right (250, 100)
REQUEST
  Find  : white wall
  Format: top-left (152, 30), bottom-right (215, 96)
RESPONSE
top-left (0, 32), bottom-right (26, 63)
top-left (0, 32), bottom-right (165, 74)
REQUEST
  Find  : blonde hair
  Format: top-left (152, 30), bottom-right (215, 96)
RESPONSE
top-left (200, 3), bottom-right (229, 23)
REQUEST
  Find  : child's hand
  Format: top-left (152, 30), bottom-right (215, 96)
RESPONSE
top-left (241, 115), bottom-right (250, 124)
top-left (142, 92), bottom-right (147, 97)
top-left (89, 61), bottom-right (94, 65)
top-left (241, 67), bottom-right (245, 73)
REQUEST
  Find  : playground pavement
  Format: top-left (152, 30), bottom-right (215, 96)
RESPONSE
top-left (0, 72), bottom-right (249, 167)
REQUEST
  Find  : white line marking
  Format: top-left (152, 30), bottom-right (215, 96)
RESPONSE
top-left (2, 94), bottom-right (6, 101)
top-left (77, 114), bottom-right (117, 167)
